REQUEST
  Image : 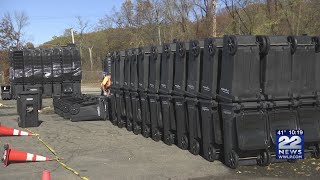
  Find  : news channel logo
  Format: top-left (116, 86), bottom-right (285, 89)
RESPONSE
top-left (276, 130), bottom-right (304, 160)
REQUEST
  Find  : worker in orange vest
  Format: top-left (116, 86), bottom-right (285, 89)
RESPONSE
top-left (101, 75), bottom-right (111, 96)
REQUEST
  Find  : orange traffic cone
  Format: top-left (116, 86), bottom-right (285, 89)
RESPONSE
top-left (0, 123), bottom-right (33, 136)
top-left (2, 143), bottom-right (53, 167)
top-left (42, 170), bottom-right (51, 180)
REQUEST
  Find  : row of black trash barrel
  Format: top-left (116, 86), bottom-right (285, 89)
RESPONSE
top-left (103, 35), bottom-right (320, 168)
top-left (6, 44), bottom-right (81, 99)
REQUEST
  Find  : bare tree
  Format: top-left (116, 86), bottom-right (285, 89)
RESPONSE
top-left (13, 11), bottom-right (29, 47)
top-left (0, 11), bottom-right (29, 49)
top-left (75, 16), bottom-right (90, 45)
top-left (193, 0), bottom-right (217, 37)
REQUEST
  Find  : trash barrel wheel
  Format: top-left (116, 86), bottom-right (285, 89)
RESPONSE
top-left (181, 134), bottom-right (189, 150)
top-left (152, 128), bottom-right (161, 142)
top-left (17, 117), bottom-right (21, 127)
top-left (142, 125), bottom-right (150, 138)
top-left (126, 121), bottom-right (133, 132)
top-left (257, 36), bottom-right (270, 55)
top-left (207, 144), bottom-right (216, 162)
top-left (208, 38), bottom-right (216, 56)
top-left (257, 149), bottom-right (271, 166)
top-left (227, 35), bottom-right (238, 55)
top-left (164, 44), bottom-right (170, 58)
top-left (312, 36), bottom-right (320, 53)
top-left (191, 40), bottom-right (200, 57)
top-left (112, 119), bottom-right (118, 126)
top-left (62, 104), bottom-right (69, 113)
top-left (313, 144), bottom-right (320, 159)
top-left (117, 120), bottom-right (125, 128)
top-left (133, 124), bottom-right (141, 135)
top-left (151, 46), bottom-right (157, 60)
top-left (288, 36), bottom-right (297, 54)
top-left (138, 47), bottom-right (143, 57)
top-left (228, 150), bottom-right (239, 169)
top-left (69, 104), bottom-right (80, 115)
top-left (190, 139), bottom-right (200, 155)
top-left (178, 42), bottom-right (186, 58)
top-left (164, 133), bottom-right (175, 145)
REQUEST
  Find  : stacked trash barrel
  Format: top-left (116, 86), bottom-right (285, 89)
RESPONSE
top-left (105, 35), bottom-right (320, 168)
top-left (7, 44), bottom-right (81, 99)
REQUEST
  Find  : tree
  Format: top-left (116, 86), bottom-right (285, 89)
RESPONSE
top-left (0, 11), bottom-right (29, 49)
top-left (0, 11), bottom-right (29, 84)
top-left (25, 42), bottom-right (34, 48)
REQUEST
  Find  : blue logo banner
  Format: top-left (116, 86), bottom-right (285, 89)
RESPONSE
top-left (276, 130), bottom-right (304, 160)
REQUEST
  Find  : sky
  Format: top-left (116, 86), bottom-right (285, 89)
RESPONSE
top-left (0, 0), bottom-right (124, 46)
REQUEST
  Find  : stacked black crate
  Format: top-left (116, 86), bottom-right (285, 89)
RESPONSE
top-left (10, 48), bottom-right (24, 99)
top-left (159, 43), bottom-right (176, 145)
top-left (71, 45), bottom-right (82, 95)
top-left (148, 46), bottom-right (162, 142)
top-left (52, 47), bottom-right (63, 96)
top-left (138, 47), bottom-right (151, 138)
top-left (185, 38), bottom-right (222, 162)
top-left (219, 35), bottom-right (268, 168)
top-left (61, 46), bottom-right (73, 95)
top-left (42, 49), bottom-right (53, 97)
top-left (24, 48), bottom-right (44, 95)
top-left (22, 49), bottom-right (34, 95)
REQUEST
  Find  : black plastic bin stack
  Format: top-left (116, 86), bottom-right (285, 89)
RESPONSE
top-left (101, 34), bottom-right (320, 169)
top-left (106, 39), bottom-right (225, 162)
top-left (10, 48), bottom-right (25, 99)
top-left (42, 49), bottom-right (53, 97)
top-left (185, 38), bottom-right (223, 162)
top-left (259, 35), bottom-right (320, 163)
top-left (219, 35), bottom-right (268, 168)
top-left (109, 51), bottom-right (127, 127)
top-left (4, 44), bottom-right (82, 100)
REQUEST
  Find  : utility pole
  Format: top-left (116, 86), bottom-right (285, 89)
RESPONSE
top-left (70, 28), bottom-right (75, 44)
top-left (212, 0), bottom-right (217, 37)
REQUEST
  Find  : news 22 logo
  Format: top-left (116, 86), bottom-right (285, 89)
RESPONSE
top-left (276, 130), bottom-right (304, 160)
